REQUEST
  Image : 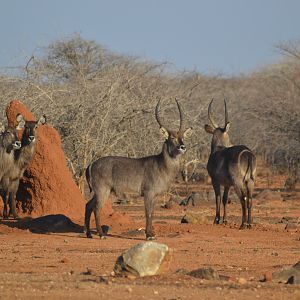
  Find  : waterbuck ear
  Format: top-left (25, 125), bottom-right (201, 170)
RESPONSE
top-left (38, 115), bottom-right (46, 125)
top-left (159, 127), bottom-right (169, 139)
top-left (0, 122), bottom-right (5, 133)
top-left (204, 124), bottom-right (214, 134)
top-left (16, 114), bottom-right (25, 130)
top-left (224, 122), bottom-right (230, 132)
top-left (183, 127), bottom-right (193, 139)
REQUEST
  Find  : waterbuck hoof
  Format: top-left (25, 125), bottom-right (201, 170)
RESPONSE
top-left (86, 232), bottom-right (93, 239)
top-left (146, 236), bottom-right (156, 241)
top-left (239, 224), bottom-right (247, 230)
top-left (246, 224), bottom-right (252, 229)
top-left (213, 219), bottom-right (220, 225)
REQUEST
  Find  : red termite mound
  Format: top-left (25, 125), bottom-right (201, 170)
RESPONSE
top-left (4, 100), bottom-right (131, 227)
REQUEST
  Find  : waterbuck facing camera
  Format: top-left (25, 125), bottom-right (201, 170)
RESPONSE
top-left (204, 99), bottom-right (256, 229)
top-left (84, 99), bottom-right (192, 240)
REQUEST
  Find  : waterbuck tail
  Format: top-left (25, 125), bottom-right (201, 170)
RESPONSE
top-left (85, 163), bottom-right (93, 193)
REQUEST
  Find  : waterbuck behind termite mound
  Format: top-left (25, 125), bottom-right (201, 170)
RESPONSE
top-left (204, 99), bottom-right (256, 229)
top-left (0, 114), bottom-right (46, 219)
top-left (0, 120), bottom-right (22, 218)
top-left (85, 99), bottom-right (192, 240)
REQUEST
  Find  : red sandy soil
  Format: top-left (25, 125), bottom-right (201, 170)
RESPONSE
top-left (0, 101), bottom-right (299, 299)
top-left (0, 180), bottom-right (299, 299)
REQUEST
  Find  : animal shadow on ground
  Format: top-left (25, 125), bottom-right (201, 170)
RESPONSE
top-left (0, 214), bottom-right (83, 234)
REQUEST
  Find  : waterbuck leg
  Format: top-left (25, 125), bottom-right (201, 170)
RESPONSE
top-left (9, 190), bottom-right (20, 220)
top-left (222, 187), bottom-right (229, 224)
top-left (93, 203), bottom-right (105, 239)
top-left (212, 180), bottom-right (221, 224)
top-left (246, 197), bottom-right (252, 228)
top-left (239, 196), bottom-right (247, 229)
top-left (246, 180), bottom-right (254, 228)
top-left (84, 197), bottom-right (95, 238)
top-left (144, 193), bottom-right (156, 240)
top-left (2, 191), bottom-right (9, 219)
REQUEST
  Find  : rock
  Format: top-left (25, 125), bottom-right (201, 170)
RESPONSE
top-left (237, 277), bottom-right (247, 284)
top-left (6, 100), bottom-right (85, 218)
top-left (114, 242), bottom-right (171, 277)
top-left (285, 223), bottom-right (299, 232)
top-left (271, 261), bottom-right (300, 284)
top-left (161, 199), bottom-right (176, 209)
top-left (188, 267), bottom-right (220, 280)
top-left (181, 212), bottom-right (209, 224)
top-left (263, 271), bottom-right (273, 282)
top-left (180, 192), bottom-right (201, 206)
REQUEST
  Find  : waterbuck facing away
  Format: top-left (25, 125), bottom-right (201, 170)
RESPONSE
top-left (85, 99), bottom-right (192, 240)
top-left (204, 99), bottom-right (256, 229)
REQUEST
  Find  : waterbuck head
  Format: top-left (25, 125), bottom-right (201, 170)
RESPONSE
top-left (204, 98), bottom-right (232, 152)
top-left (0, 118), bottom-right (24, 153)
top-left (17, 114), bottom-right (46, 146)
top-left (155, 99), bottom-right (192, 158)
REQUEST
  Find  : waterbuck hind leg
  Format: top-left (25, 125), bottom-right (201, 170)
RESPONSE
top-left (222, 187), bottom-right (229, 224)
top-left (246, 180), bottom-right (254, 228)
top-left (84, 197), bottom-right (95, 238)
top-left (212, 180), bottom-right (221, 224)
top-left (144, 193), bottom-right (156, 240)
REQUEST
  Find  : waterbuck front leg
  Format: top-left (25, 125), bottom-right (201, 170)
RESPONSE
top-left (8, 181), bottom-right (20, 219)
top-left (2, 191), bottom-right (9, 219)
top-left (144, 192), bottom-right (156, 240)
top-left (222, 187), bottom-right (229, 224)
top-left (8, 192), bottom-right (20, 220)
top-left (212, 180), bottom-right (221, 224)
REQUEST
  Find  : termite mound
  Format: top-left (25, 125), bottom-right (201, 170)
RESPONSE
top-left (3, 100), bottom-right (131, 228)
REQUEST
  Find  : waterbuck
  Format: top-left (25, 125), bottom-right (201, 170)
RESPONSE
top-left (204, 99), bottom-right (256, 229)
top-left (0, 120), bottom-right (23, 218)
top-left (1, 114), bottom-right (46, 219)
top-left (85, 99), bottom-right (192, 240)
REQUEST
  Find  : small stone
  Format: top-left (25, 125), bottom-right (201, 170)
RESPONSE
top-left (285, 223), bottom-right (299, 232)
top-left (188, 267), bottom-right (220, 280)
top-left (237, 277), bottom-right (247, 284)
top-left (60, 257), bottom-right (69, 263)
top-left (181, 212), bottom-right (209, 225)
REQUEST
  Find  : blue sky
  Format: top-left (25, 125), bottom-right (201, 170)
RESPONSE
top-left (0, 0), bottom-right (299, 75)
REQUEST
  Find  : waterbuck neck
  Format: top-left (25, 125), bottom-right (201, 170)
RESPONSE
top-left (14, 140), bottom-right (37, 170)
top-left (210, 132), bottom-right (232, 154)
top-left (161, 141), bottom-right (181, 173)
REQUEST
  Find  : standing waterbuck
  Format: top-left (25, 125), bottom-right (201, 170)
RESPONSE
top-left (85, 99), bottom-right (192, 240)
top-left (0, 119), bottom-right (23, 218)
top-left (1, 114), bottom-right (46, 219)
top-left (204, 99), bottom-right (256, 229)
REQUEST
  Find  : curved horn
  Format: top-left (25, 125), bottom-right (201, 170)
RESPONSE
top-left (155, 99), bottom-right (166, 129)
top-left (208, 98), bottom-right (218, 128)
top-left (224, 98), bottom-right (229, 127)
top-left (175, 98), bottom-right (184, 131)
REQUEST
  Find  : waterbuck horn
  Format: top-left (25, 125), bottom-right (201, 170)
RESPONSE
top-left (175, 98), bottom-right (184, 132)
top-left (208, 98), bottom-right (218, 128)
top-left (224, 98), bottom-right (229, 127)
top-left (155, 99), bottom-right (168, 130)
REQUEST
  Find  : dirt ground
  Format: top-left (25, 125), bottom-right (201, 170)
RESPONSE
top-left (0, 177), bottom-right (299, 300)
